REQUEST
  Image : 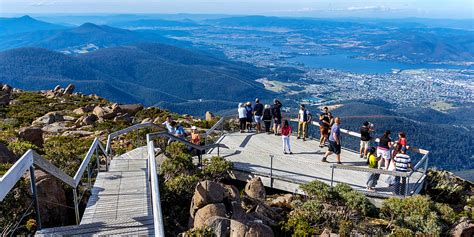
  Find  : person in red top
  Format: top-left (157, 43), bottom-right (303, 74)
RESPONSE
top-left (281, 120), bottom-right (293, 154)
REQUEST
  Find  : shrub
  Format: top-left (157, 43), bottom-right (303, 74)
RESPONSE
top-left (43, 136), bottom-right (94, 176)
top-left (202, 156), bottom-right (232, 181)
top-left (334, 183), bottom-right (377, 217)
top-left (7, 140), bottom-right (40, 156)
top-left (389, 227), bottom-right (414, 237)
top-left (381, 195), bottom-right (456, 235)
top-left (300, 180), bottom-right (332, 201)
top-left (0, 163), bottom-right (13, 175)
top-left (25, 219), bottom-right (37, 231)
top-left (160, 142), bottom-right (195, 180)
top-left (184, 227), bottom-right (214, 236)
top-left (164, 174), bottom-right (200, 200)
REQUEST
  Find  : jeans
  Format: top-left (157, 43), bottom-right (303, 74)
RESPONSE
top-left (366, 173), bottom-right (380, 188)
top-left (239, 118), bottom-right (246, 131)
top-left (264, 120), bottom-right (271, 132)
top-left (282, 135), bottom-right (291, 152)
top-left (297, 121), bottom-right (308, 138)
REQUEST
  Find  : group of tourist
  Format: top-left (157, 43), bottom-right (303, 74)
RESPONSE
top-left (162, 115), bottom-right (201, 146)
top-left (236, 99), bottom-right (413, 195)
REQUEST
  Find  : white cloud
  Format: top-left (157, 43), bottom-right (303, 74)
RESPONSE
top-left (346, 6), bottom-right (398, 11)
top-left (28, 1), bottom-right (56, 7)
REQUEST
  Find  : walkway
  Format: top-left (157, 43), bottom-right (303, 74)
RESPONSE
top-left (207, 132), bottom-right (424, 197)
top-left (36, 147), bottom-right (154, 236)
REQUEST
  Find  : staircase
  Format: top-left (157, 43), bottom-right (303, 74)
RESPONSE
top-left (36, 147), bottom-right (155, 236)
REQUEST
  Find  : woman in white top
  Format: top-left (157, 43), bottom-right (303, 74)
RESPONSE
top-left (238, 103), bottom-right (247, 133)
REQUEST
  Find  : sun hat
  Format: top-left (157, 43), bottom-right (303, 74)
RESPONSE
top-left (191, 126), bottom-right (197, 130)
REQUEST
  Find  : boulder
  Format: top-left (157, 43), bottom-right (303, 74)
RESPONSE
top-left (231, 201), bottom-right (247, 221)
top-left (42, 122), bottom-right (72, 133)
top-left (224, 184), bottom-right (240, 202)
top-left (230, 220), bottom-right (249, 237)
top-left (18, 127), bottom-right (44, 147)
top-left (193, 203), bottom-right (227, 228)
top-left (62, 130), bottom-right (94, 137)
top-left (73, 106), bottom-right (93, 115)
top-left (204, 216), bottom-right (231, 237)
top-left (0, 142), bottom-right (16, 163)
top-left (452, 217), bottom-right (474, 237)
top-left (2, 84), bottom-right (12, 93)
top-left (32, 111), bottom-right (64, 126)
top-left (117, 104), bottom-right (143, 115)
top-left (53, 85), bottom-right (61, 93)
top-left (0, 93), bottom-right (11, 105)
top-left (141, 118), bottom-right (153, 124)
top-left (114, 113), bottom-right (133, 124)
top-left (33, 170), bottom-right (69, 226)
top-left (77, 114), bottom-right (98, 126)
top-left (246, 221), bottom-right (274, 237)
top-left (270, 194), bottom-right (293, 209)
top-left (191, 181), bottom-right (226, 214)
top-left (63, 84), bottom-right (75, 94)
top-left (244, 177), bottom-right (266, 200)
top-left (205, 111), bottom-right (215, 121)
top-left (93, 105), bottom-right (120, 119)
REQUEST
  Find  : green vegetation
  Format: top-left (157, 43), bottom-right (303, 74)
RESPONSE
top-left (0, 163), bottom-right (13, 175)
top-left (202, 156), bottom-right (233, 181)
top-left (7, 140), bottom-right (40, 157)
top-left (183, 227), bottom-right (214, 236)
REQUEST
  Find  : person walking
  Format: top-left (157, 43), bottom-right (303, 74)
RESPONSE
top-left (238, 103), bottom-right (247, 133)
top-left (271, 99), bottom-right (283, 135)
top-left (297, 104), bottom-right (312, 141)
top-left (360, 121), bottom-right (373, 159)
top-left (281, 120), bottom-right (293, 154)
top-left (319, 107), bottom-right (331, 147)
top-left (253, 98), bottom-right (264, 133)
top-left (321, 117), bottom-right (342, 164)
top-left (245, 102), bottom-right (253, 132)
top-left (262, 104), bottom-right (272, 134)
top-left (377, 130), bottom-right (393, 170)
top-left (366, 147), bottom-right (380, 192)
top-left (393, 145), bottom-right (412, 195)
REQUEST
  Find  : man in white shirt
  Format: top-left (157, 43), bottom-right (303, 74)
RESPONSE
top-left (297, 104), bottom-right (312, 141)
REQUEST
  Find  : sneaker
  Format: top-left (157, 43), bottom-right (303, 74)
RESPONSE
top-left (337, 161), bottom-right (343, 165)
top-left (296, 137), bottom-right (300, 139)
top-left (284, 151), bottom-right (288, 154)
top-left (289, 151), bottom-right (293, 155)
top-left (319, 144), bottom-right (324, 148)
top-left (303, 138), bottom-right (306, 141)
top-left (321, 157), bottom-right (327, 162)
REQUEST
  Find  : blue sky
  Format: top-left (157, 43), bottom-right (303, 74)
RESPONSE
top-left (1, 0), bottom-right (473, 18)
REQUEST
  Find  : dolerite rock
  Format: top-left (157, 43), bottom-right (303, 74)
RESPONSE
top-left (18, 127), bottom-right (44, 147)
top-left (230, 219), bottom-right (249, 237)
top-left (270, 194), bottom-right (293, 208)
top-left (452, 217), bottom-right (474, 237)
top-left (114, 113), bottom-right (133, 124)
top-left (73, 106), bottom-right (93, 115)
top-left (191, 181), bottom-right (226, 216)
top-left (244, 177), bottom-right (266, 200)
top-left (93, 105), bottom-right (120, 119)
top-left (0, 142), bottom-right (16, 163)
top-left (33, 170), bottom-right (69, 226)
top-left (205, 111), bottom-right (215, 121)
top-left (42, 122), bottom-right (71, 133)
top-left (141, 118), bottom-right (153, 124)
top-left (193, 203), bottom-right (227, 228)
top-left (63, 84), bottom-right (75, 94)
top-left (246, 221), bottom-right (274, 237)
top-left (2, 84), bottom-right (12, 93)
top-left (0, 92), bottom-right (11, 105)
top-left (117, 104), bottom-right (143, 115)
top-left (32, 111), bottom-right (64, 126)
top-left (204, 216), bottom-right (231, 237)
top-left (77, 114), bottom-right (98, 126)
top-left (230, 201), bottom-right (247, 221)
top-left (224, 184), bottom-right (240, 202)
top-left (53, 85), bottom-right (61, 93)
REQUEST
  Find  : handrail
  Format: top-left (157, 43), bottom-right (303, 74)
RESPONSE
top-left (0, 150), bottom-right (34, 201)
top-left (330, 163), bottom-right (411, 177)
top-left (147, 131), bottom-right (225, 151)
top-left (105, 122), bottom-right (163, 156)
top-left (146, 135), bottom-right (165, 237)
top-left (289, 118), bottom-right (428, 155)
top-left (73, 138), bottom-right (106, 186)
top-left (203, 116), bottom-right (226, 138)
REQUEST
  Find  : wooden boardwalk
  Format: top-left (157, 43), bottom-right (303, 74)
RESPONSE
top-left (36, 147), bottom-right (154, 236)
top-left (206, 132), bottom-right (424, 197)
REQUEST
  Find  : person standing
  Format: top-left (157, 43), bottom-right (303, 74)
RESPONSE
top-left (360, 121), bottom-right (373, 159)
top-left (262, 104), bottom-right (272, 134)
top-left (271, 99), bottom-right (283, 135)
top-left (297, 104), bottom-right (312, 141)
top-left (237, 103), bottom-right (247, 133)
top-left (253, 98), bottom-right (264, 133)
top-left (393, 145), bottom-right (412, 195)
top-left (319, 107), bottom-right (331, 147)
top-left (366, 147), bottom-right (380, 192)
top-left (377, 130), bottom-right (393, 170)
top-left (281, 120), bottom-right (293, 154)
top-left (321, 117), bottom-right (342, 164)
top-left (245, 102), bottom-right (253, 132)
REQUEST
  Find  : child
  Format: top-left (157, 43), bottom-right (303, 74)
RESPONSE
top-left (281, 120), bottom-right (293, 154)
top-left (366, 147), bottom-right (380, 191)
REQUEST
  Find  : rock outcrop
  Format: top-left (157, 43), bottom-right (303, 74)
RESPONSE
top-left (244, 177), bottom-right (266, 200)
top-left (32, 111), bottom-right (64, 126)
top-left (117, 104), bottom-right (143, 115)
top-left (0, 142), bottom-right (16, 163)
top-left (18, 127), bottom-right (44, 147)
top-left (93, 105), bottom-right (120, 120)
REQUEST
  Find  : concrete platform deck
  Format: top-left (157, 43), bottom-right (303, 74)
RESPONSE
top-left (206, 132), bottom-right (423, 197)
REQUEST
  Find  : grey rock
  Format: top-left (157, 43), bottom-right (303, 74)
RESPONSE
top-left (18, 127), bottom-right (44, 147)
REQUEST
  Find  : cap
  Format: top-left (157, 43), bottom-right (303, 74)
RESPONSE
top-left (363, 121), bottom-right (369, 126)
top-left (191, 126), bottom-right (197, 130)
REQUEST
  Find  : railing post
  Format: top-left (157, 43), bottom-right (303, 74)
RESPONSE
top-left (87, 163), bottom-right (92, 189)
top-left (96, 147), bottom-right (100, 173)
top-left (269, 155), bottom-right (274, 188)
top-left (29, 166), bottom-right (42, 230)
top-left (73, 188), bottom-right (80, 225)
top-left (423, 153), bottom-right (429, 175)
top-left (330, 165), bottom-right (335, 188)
top-left (406, 176), bottom-right (410, 196)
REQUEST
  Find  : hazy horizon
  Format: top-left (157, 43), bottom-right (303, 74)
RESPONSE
top-left (1, 0), bottom-right (473, 19)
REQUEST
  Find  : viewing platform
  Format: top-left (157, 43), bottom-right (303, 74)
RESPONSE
top-left (206, 130), bottom-right (427, 198)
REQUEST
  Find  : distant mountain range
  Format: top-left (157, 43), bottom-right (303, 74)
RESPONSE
top-left (0, 44), bottom-right (273, 114)
top-left (0, 15), bottom-right (66, 36)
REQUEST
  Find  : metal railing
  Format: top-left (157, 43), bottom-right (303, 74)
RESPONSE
top-left (0, 137), bottom-right (108, 231)
top-left (203, 116), bottom-right (226, 157)
top-left (146, 136), bottom-right (165, 237)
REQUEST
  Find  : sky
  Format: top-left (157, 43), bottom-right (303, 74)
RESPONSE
top-left (1, 0), bottom-right (473, 19)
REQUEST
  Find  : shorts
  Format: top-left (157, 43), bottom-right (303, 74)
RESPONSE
top-left (377, 148), bottom-right (390, 160)
top-left (246, 117), bottom-right (252, 123)
top-left (360, 140), bottom-right (370, 150)
top-left (274, 117), bottom-right (281, 126)
top-left (328, 141), bottom-right (341, 155)
top-left (254, 116), bottom-right (262, 123)
top-left (320, 126), bottom-right (329, 136)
